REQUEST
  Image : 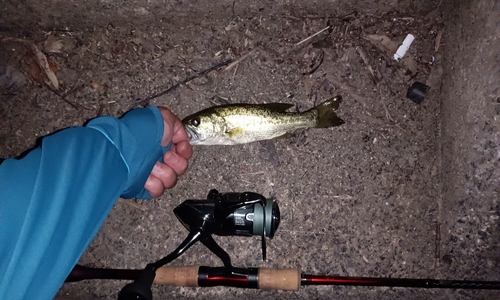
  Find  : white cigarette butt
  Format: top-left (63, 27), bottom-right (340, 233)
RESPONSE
top-left (394, 34), bottom-right (415, 61)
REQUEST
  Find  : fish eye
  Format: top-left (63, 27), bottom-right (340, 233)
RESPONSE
top-left (190, 117), bottom-right (200, 127)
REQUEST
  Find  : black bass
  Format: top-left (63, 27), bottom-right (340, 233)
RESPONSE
top-left (182, 96), bottom-right (344, 145)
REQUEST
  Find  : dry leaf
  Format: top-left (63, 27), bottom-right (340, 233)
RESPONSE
top-left (364, 34), bottom-right (398, 55)
top-left (402, 56), bottom-right (418, 75)
top-left (32, 44), bottom-right (59, 89)
top-left (2, 37), bottom-right (59, 90)
top-left (22, 50), bottom-right (59, 87)
top-left (23, 51), bottom-right (44, 85)
top-left (44, 35), bottom-right (64, 53)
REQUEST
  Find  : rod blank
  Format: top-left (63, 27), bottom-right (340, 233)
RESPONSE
top-left (301, 274), bottom-right (500, 290)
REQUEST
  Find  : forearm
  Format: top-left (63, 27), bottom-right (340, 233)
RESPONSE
top-left (0, 107), bottom-right (166, 300)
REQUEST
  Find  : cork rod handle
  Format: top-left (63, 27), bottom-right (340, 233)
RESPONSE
top-left (154, 266), bottom-right (301, 291)
top-left (258, 267), bottom-right (301, 291)
top-left (154, 266), bottom-right (200, 287)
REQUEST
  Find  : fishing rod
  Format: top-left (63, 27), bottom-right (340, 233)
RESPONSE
top-left (66, 189), bottom-right (500, 299)
top-left (68, 264), bottom-right (500, 291)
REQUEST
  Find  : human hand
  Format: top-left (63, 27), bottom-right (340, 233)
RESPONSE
top-left (144, 107), bottom-right (193, 197)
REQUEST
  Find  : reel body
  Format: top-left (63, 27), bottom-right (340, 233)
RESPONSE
top-left (175, 190), bottom-right (280, 238)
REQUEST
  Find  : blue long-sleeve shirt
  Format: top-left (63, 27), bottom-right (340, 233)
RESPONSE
top-left (0, 106), bottom-right (169, 300)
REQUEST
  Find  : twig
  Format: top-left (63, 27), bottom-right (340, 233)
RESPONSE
top-left (425, 0), bottom-right (444, 20)
top-left (332, 194), bottom-right (355, 200)
top-left (325, 73), bottom-right (368, 108)
top-left (231, 1), bottom-right (236, 19)
top-left (225, 52), bottom-right (251, 72)
top-left (49, 88), bottom-right (93, 110)
top-left (116, 198), bottom-right (148, 212)
top-left (137, 59), bottom-right (233, 104)
top-left (239, 171), bottom-right (266, 176)
top-left (46, 80), bottom-right (86, 110)
top-left (356, 46), bottom-right (379, 83)
top-left (341, 24), bottom-right (349, 49)
top-left (50, 90), bottom-right (78, 109)
top-left (378, 87), bottom-right (405, 132)
top-left (379, 88), bottom-right (394, 123)
top-left (302, 50), bottom-right (324, 75)
top-left (434, 29), bottom-right (443, 52)
top-left (232, 63), bottom-right (239, 80)
top-left (295, 25), bottom-right (331, 46)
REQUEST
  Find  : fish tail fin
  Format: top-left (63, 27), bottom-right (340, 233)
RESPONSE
top-left (309, 95), bottom-right (344, 128)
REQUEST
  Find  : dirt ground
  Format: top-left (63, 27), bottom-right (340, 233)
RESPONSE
top-left (1, 0), bottom-right (498, 299)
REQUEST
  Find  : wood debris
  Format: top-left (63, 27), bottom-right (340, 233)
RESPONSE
top-left (44, 35), bottom-right (64, 53)
top-left (295, 25), bottom-right (332, 47)
top-left (1, 37), bottom-right (59, 90)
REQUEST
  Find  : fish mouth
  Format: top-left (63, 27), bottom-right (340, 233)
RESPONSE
top-left (183, 125), bottom-right (199, 143)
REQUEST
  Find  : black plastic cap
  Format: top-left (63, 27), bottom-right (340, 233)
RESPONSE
top-left (407, 81), bottom-right (430, 104)
top-left (118, 265), bottom-right (155, 300)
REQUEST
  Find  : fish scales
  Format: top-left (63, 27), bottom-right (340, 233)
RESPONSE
top-left (220, 106), bottom-right (317, 135)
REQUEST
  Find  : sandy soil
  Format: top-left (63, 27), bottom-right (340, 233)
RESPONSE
top-left (0, 0), bottom-right (498, 299)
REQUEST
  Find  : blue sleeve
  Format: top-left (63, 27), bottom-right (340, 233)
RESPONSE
top-left (0, 106), bottom-right (170, 300)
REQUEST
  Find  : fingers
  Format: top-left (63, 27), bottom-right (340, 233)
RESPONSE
top-left (158, 106), bottom-right (192, 149)
top-left (144, 174), bottom-right (167, 198)
top-left (145, 106), bottom-right (194, 198)
top-left (162, 150), bottom-right (189, 176)
top-left (158, 107), bottom-right (190, 146)
top-left (174, 140), bottom-right (193, 160)
top-left (148, 161), bottom-right (178, 190)
top-left (171, 117), bottom-right (190, 144)
top-left (158, 107), bottom-right (177, 146)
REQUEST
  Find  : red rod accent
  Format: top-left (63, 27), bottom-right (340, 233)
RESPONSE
top-left (199, 273), bottom-right (253, 288)
top-left (301, 274), bottom-right (500, 289)
top-left (302, 274), bottom-right (435, 288)
top-left (303, 276), bottom-right (386, 285)
top-left (206, 275), bottom-right (249, 283)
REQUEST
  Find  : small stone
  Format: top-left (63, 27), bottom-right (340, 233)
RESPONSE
top-left (406, 81), bottom-right (430, 104)
top-left (442, 254), bottom-right (453, 264)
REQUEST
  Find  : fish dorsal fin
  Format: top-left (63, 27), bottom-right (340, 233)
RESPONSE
top-left (260, 103), bottom-right (295, 112)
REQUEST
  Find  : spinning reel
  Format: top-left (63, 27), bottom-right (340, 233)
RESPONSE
top-left (118, 189), bottom-right (280, 300)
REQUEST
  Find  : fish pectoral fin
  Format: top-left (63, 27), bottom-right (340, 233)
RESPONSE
top-left (260, 103), bottom-right (295, 112)
top-left (275, 132), bottom-right (294, 140)
top-left (226, 127), bottom-right (245, 137)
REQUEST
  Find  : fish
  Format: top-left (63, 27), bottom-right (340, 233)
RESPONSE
top-left (182, 95), bottom-right (344, 145)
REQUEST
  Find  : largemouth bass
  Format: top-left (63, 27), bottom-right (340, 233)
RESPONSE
top-left (182, 96), bottom-right (344, 145)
